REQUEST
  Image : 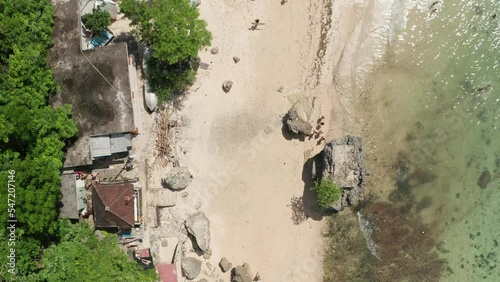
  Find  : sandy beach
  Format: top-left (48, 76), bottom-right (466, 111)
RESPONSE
top-left (150, 0), bottom-right (354, 280)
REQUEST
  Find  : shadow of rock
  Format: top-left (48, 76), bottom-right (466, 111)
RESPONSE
top-left (301, 156), bottom-right (323, 221)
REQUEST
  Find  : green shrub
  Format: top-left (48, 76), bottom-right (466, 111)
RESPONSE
top-left (82, 6), bottom-right (111, 35)
top-left (312, 178), bottom-right (343, 209)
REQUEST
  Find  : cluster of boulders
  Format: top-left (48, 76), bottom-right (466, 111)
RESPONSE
top-left (218, 257), bottom-right (260, 282)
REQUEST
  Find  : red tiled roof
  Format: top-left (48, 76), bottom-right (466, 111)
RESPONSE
top-left (156, 264), bottom-right (178, 282)
top-left (92, 183), bottom-right (135, 228)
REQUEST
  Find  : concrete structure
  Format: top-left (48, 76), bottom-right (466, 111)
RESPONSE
top-left (49, 0), bottom-right (135, 168)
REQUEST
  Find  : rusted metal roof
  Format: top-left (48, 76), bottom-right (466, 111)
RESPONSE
top-left (92, 182), bottom-right (135, 228)
top-left (156, 264), bottom-right (178, 282)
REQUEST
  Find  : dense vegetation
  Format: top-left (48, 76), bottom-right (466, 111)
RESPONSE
top-left (38, 222), bottom-right (157, 282)
top-left (81, 6), bottom-right (112, 35)
top-left (0, 0), bottom-right (77, 277)
top-left (312, 178), bottom-right (343, 209)
top-left (0, 1), bottom-right (156, 280)
top-left (121, 0), bottom-right (211, 101)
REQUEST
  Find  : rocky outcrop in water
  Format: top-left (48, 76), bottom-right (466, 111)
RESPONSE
top-left (185, 211), bottom-right (211, 253)
top-left (312, 135), bottom-right (367, 211)
top-left (162, 166), bottom-right (192, 190)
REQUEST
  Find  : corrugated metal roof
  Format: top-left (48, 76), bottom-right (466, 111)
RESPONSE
top-left (90, 133), bottom-right (132, 159)
top-left (90, 135), bottom-right (111, 159)
top-left (110, 133), bottom-right (132, 153)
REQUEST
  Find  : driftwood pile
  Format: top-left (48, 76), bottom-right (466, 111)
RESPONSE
top-left (155, 107), bottom-right (173, 167)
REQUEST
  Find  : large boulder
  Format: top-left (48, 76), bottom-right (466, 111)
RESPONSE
top-left (185, 212), bottom-right (211, 253)
top-left (313, 135), bottom-right (367, 211)
top-left (219, 257), bottom-right (232, 273)
top-left (231, 263), bottom-right (253, 282)
top-left (286, 104), bottom-right (313, 136)
top-left (181, 257), bottom-right (202, 280)
top-left (162, 166), bottom-right (192, 190)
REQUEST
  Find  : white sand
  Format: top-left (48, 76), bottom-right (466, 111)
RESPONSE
top-left (158, 0), bottom-right (357, 280)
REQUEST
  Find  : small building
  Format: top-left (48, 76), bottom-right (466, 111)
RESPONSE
top-left (59, 174), bottom-right (88, 219)
top-left (92, 182), bottom-right (141, 229)
top-left (90, 133), bottom-right (133, 161)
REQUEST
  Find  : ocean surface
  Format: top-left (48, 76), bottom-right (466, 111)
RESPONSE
top-left (329, 0), bottom-right (499, 281)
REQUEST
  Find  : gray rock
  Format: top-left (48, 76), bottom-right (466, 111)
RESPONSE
top-left (185, 211), bottom-right (211, 253)
top-left (478, 169), bottom-right (490, 189)
top-left (286, 106), bottom-right (313, 136)
top-left (233, 56), bottom-right (240, 63)
top-left (181, 257), bottom-right (202, 280)
top-left (181, 192), bottom-right (188, 198)
top-left (162, 166), bottom-right (192, 190)
top-left (232, 263), bottom-right (253, 282)
top-left (211, 47), bottom-right (219, 54)
top-left (254, 272), bottom-right (261, 281)
top-left (219, 257), bottom-right (232, 273)
top-left (223, 80), bottom-right (233, 93)
top-left (312, 135), bottom-right (367, 212)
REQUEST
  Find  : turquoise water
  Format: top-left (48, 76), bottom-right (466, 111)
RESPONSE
top-left (343, 0), bottom-right (499, 281)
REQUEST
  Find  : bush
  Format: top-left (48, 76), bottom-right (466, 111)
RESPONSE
top-left (312, 178), bottom-right (343, 209)
top-left (81, 6), bottom-right (111, 35)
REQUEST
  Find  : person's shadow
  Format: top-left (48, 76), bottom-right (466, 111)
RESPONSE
top-left (281, 0), bottom-right (288, 5)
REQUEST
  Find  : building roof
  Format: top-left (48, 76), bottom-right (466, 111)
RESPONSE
top-left (49, 0), bottom-right (135, 168)
top-left (92, 183), bottom-right (135, 228)
top-left (60, 174), bottom-right (79, 219)
top-left (156, 264), bottom-right (178, 282)
top-left (90, 133), bottom-right (132, 160)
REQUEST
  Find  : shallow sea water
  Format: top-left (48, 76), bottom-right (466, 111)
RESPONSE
top-left (335, 0), bottom-right (499, 281)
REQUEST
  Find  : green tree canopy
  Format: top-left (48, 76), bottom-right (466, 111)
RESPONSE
top-left (36, 222), bottom-right (158, 282)
top-left (312, 178), bottom-right (343, 209)
top-left (121, 0), bottom-right (212, 64)
top-left (81, 6), bottom-right (112, 35)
